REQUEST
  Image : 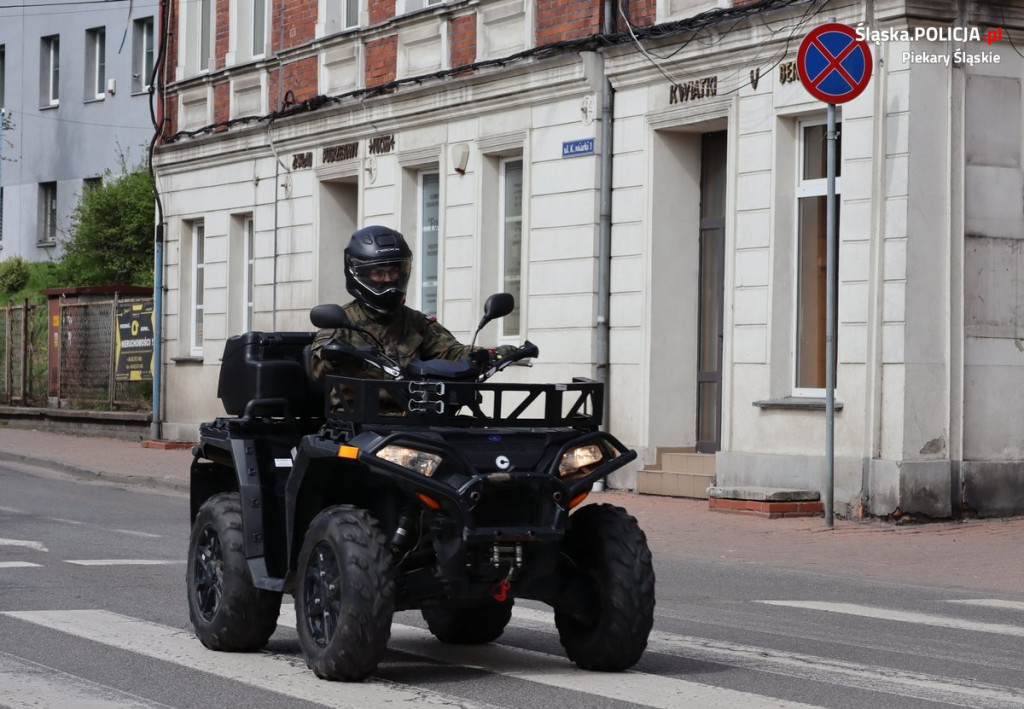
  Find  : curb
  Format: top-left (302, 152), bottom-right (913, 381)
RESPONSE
top-left (0, 450), bottom-right (189, 496)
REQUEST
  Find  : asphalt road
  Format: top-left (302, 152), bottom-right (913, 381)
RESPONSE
top-left (1, 462), bottom-right (1023, 709)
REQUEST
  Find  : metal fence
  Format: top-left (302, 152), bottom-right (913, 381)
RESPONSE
top-left (0, 301), bottom-right (47, 406)
top-left (0, 297), bottom-right (151, 410)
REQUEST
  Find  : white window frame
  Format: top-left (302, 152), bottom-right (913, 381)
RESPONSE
top-left (87, 27), bottom-right (106, 100)
top-left (498, 157), bottom-right (523, 340)
top-left (416, 170), bottom-right (440, 317)
top-left (191, 221), bottom-right (206, 356)
top-left (792, 118), bottom-right (841, 397)
top-left (133, 18), bottom-right (155, 92)
top-left (42, 36), bottom-right (60, 106)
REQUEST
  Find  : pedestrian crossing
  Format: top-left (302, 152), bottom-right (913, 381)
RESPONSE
top-left (1, 598), bottom-right (1022, 709)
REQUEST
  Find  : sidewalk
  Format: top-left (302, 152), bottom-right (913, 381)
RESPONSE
top-left (1, 426), bottom-right (1022, 593)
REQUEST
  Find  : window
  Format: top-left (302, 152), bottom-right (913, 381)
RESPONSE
top-left (244, 216), bottom-right (255, 329)
top-left (0, 45), bottom-right (6, 109)
top-left (199, 0), bottom-right (213, 72)
top-left (41, 36), bottom-right (60, 106)
top-left (86, 28), bottom-right (106, 100)
top-left (252, 0), bottom-right (267, 57)
top-left (321, 0), bottom-right (360, 35)
top-left (794, 120), bottom-right (841, 393)
top-left (133, 18), bottom-right (155, 92)
top-left (499, 158), bottom-right (523, 338)
top-left (191, 221), bottom-right (206, 355)
top-left (39, 182), bottom-right (57, 243)
top-left (83, 177), bottom-right (102, 193)
top-left (343, 0), bottom-right (359, 27)
top-left (418, 172), bottom-right (440, 316)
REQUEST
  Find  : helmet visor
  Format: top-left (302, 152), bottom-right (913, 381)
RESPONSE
top-left (349, 257), bottom-right (412, 296)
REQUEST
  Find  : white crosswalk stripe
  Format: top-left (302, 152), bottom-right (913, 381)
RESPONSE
top-left (948, 599), bottom-right (1024, 612)
top-left (758, 600), bottom-right (1024, 637)
top-left (509, 606), bottom-right (1024, 709)
top-left (2, 609), bottom-right (499, 709)
top-left (0, 561), bottom-right (41, 568)
top-left (0, 651), bottom-right (173, 709)
top-left (2, 599), bottom-right (1023, 709)
top-left (64, 559), bottom-right (182, 566)
top-left (0, 538), bottom-right (47, 552)
top-left (278, 607), bottom-right (818, 709)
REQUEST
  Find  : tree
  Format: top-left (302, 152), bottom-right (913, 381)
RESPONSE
top-left (57, 159), bottom-right (155, 287)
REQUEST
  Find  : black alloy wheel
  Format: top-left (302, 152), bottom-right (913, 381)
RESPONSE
top-left (186, 492), bottom-right (282, 651)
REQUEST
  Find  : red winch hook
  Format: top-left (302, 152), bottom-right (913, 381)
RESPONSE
top-left (492, 578), bottom-right (511, 602)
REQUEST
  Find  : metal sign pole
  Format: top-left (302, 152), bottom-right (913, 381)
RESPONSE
top-left (825, 103), bottom-right (837, 528)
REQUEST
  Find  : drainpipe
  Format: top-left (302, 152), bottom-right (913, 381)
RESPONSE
top-left (152, 224), bottom-right (164, 441)
top-left (596, 2), bottom-right (614, 424)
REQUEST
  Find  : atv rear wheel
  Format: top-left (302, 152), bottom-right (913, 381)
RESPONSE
top-left (422, 599), bottom-right (513, 644)
top-left (186, 492), bottom-right (282, 651)
top-left (294, 505), bottom-right (395, 681)
top-left (555, 503), bottom-right (655, 671)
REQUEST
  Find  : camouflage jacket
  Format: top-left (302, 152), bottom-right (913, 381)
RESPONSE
top-left (310, 301), bottom-right (478, 380)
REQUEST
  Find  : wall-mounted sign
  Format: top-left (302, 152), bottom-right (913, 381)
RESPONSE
top-left (368, 135), bottom-right (395, 155)
top-left (323, 143), bottom-right (358, 164)
top-left (291, 152), bottom-right (313, 169)
top-left (115, 301), bottom-right (155, 381)
top-left (779, 61), bottom-right (800, 84)
top-left (562, 138), bottom-right (595, 158)
top-left (669, 76), bottom-right (718, 104)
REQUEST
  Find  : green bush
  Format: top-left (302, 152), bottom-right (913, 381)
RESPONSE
top-left (56, 158), bottom-right (155, 287)
top-left (0, 256), bottom-right (31, 292)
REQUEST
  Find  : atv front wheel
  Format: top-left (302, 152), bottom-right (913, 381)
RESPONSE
top-left (555, 503), bottom-right (655, 671)
top-left (295, 505), bottom-right (395, 681)
top-left (186, 492), bottom-right (282, 651)
top-left (422, 599), bottom-right (513, 644)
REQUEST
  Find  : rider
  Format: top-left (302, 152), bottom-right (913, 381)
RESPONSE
top-left (310, 225), bottom-right (514, 380)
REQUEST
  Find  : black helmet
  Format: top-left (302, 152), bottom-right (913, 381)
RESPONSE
top-left (344, 225), bottom-right (413, 314)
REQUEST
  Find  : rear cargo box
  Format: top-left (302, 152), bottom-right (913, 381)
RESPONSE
top-left (217, 332), bottom-right (319, 417)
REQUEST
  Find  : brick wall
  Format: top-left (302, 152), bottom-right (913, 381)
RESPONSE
top-left (450, 14), bottom-right (476, 68)
top-left (614, 0), bottom-right (655, 30)
top-left (277, 0), bottom-right (318, 52)
top-left (535, 0), bottom-right (602, 44)
top-left (368, 0), bottom-right (397, 27)
top-left (213, 81), bottom-right (230, 126)
top-left (215, 0), bottom-right (229, 70)
top-left (365, 35), bottom-right (398, 87)
top-left (268, 56), bottom-right (320, 109)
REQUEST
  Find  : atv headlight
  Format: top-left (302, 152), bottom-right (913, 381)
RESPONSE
top-left (377, 445), bottom-right (442, 476)
top-left (559, 443), bottom-right (605, 478)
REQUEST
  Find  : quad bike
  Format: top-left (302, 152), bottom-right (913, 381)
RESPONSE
top-left (186, 293), bottom-right (656, 681)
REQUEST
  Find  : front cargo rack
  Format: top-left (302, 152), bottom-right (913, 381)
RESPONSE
top-left (325, 375), bottom-right (603, 430)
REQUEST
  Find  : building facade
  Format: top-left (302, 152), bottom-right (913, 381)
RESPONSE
top-left (152, 0), bottom-right (1024, 518)
top-left (0, 1), bottom-right (157, 259)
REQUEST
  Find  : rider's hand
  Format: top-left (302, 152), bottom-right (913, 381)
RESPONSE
top-left (489, 345), bottom-right (517, 360)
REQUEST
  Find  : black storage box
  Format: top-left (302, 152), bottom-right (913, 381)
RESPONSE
top-left (217, 332), bottom-right (319, 417)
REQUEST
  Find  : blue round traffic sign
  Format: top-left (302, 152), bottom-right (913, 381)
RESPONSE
top-left (797, 23), bottom-right (873, 104)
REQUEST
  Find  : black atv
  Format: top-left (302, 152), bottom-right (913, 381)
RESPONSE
top-left (186, 293), bottom-right (656, 681)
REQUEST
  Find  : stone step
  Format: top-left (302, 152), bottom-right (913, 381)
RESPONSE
top-left (707, 486), bottom-right (823, 519)
top-left (636, 470), bottom-right (715, 499)
top-left (661, 451), bottom-right (716, 475)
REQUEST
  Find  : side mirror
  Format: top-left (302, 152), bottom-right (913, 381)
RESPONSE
top-left (310, 304), bottom-right (349, 329)
top-left (478, 292), bottom-right (515, 329)
top-left (470, 293), bottom-right (515, 348)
